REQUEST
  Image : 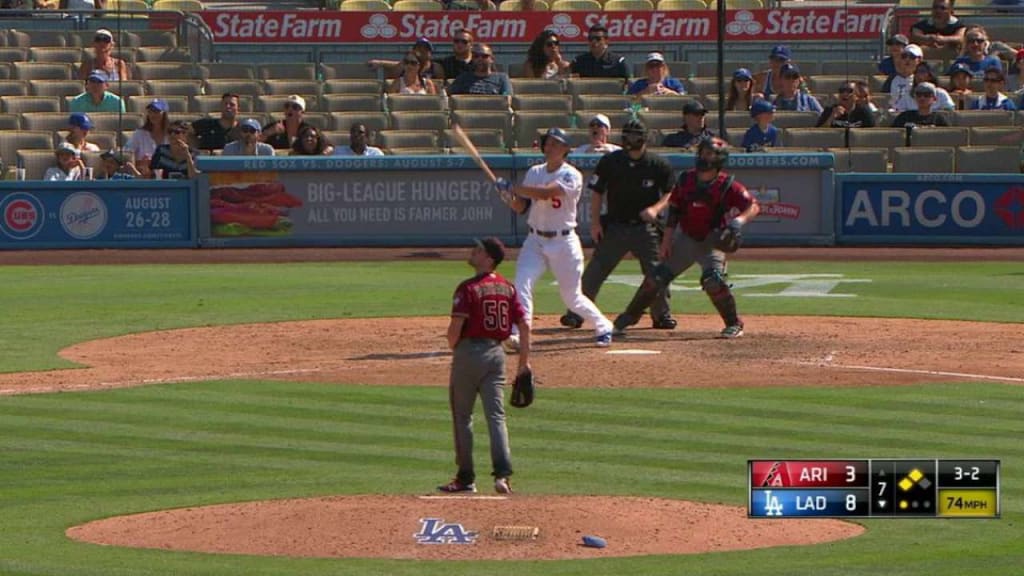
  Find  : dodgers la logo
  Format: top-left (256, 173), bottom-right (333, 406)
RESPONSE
top-left (414, 518), bottom-right (478, 545)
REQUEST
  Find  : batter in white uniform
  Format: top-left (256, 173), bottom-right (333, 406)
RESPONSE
top-left (496, 127), bottom-right (614, 348)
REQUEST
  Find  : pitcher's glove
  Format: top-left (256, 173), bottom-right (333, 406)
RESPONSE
top-left (510, 368), bottom-right (534, 408)
top-left (714, 219), bottom-right (743, 253)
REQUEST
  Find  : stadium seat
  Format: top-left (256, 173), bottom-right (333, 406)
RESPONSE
top-left (783, 127), bottom-right (847, 149)
top-left (513, 111), bottom-right (572, 148)
top-left (604, 0), bottom-right (654, 10)
top-left (389, 111), bottom-right (448, 131)
top-left (107, 0), bottom-right (152, 13)
top-left (908, 126), bottom-right (969, 148)
top-left (2, 95), bottom-right (60, 114)
top-left (135, 47), bottom-right (192, 63)
top-left (13, 62), bottom-right (73, 81)
top-left (191, 95), bottom-right (254, 114)
top-left (257, 94), bottom-right (320, 113)
top-left (337, 0), bottom-right (392, 10)
top-left (657, 0), bottom-right (707, 8)
top-left (0, 80), bottom-right (30, 97)
top-left (145, 79), bottom-right (205, 97)
top-left (133, 62), bottom-right (201, 81)
top-left (256, 64), bottom-right (317, 81)
top-left (151, 0), bottom-right (205, 11)
top-left (262, 79), bottom-right (322, 98)
top-left (89, 112), bottom-right (144, 131)
top-left (574, 94), bottom-right (632, 113)
top-left (808, 76), bottom-right (867, 98)
top-left (510, 78), bottom-right (564, 95)
top-left (324, 79), bottom-right (382, 95)
top-left (639, 95), bottom-right (691, 112)
top-left (567, 78), bottom-right (627, 98)
top-left (0, 49), bottom-right (27, 67)
top-left (322, 94), bottom-right (383, 112)
top-left (968, 126), bottom-right (1021, 146)
top-left (449, 111), bottom-right (513, 147)
top-left (707, 0), bottom-right (762, 7)
top-left (499, 0), bottom-right (549, 8)
top-left (511, 94), bottom-right (572, 113)
top-left (53, 129), bottom-right (118, 151)
top-left (892, 147), bottom-right (955, 173)
top-left (955, 146), bottom-right (1021, 173)
top-left (8, 30), bottom-right (70, 48)
top-left (128, 94), bottom-right (189, 113)
top-left (28, 47), bottom-right (81, 64)
top-left (952, 110), bottom-right (1014, 127)
top-left (0, 131), bottom-right (53, 172)
top-left (201, 63), bottom-right (256, 80)
top-left (449, 95), bottom-right (511, 113)
top-left (443, 128), bottom-right (507, 152)
top-left (0, 113), bottom-right (21, 130)
top-left (205, 79), bottom-right (263, 97)
top-left (638, 110), bottom-right (686, 131)
top-left (376, 130), bottom-right (441, 152)
top-left (848, 128), bottom-right (906, 156)
top-left (385, 94), bottom-right (446, 112)
top-left (331, 111), bottom-right (388, 132)
top-left (21, 112), bottom-right (75, 131)
top-left (819, 61), bottom-right (879, 77)
top-left (131, 30), bottom-right (178, 48)
top-left (831, 148), bottom-right (888, 173)
top-left (772, 111), bottom-right (820, 129)
top-left (391, 0), bottom-right (444, 10)
top-left (695, 61), bottom-right (751, 78)
top-left (319, 62), bottom-right (380, 81)
top-left (550, 0), bottom-right (601, 8)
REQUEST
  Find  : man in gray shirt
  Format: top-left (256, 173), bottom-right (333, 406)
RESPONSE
top-left (222, 118), bottom-right (275, 156)
top-left (447, 43), bottom-right (512, 98)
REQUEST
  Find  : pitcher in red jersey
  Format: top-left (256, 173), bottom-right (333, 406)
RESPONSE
top-left (439, 237), bottom-right (531, 495)
top-left (613, 137), bottom-right (760, 339)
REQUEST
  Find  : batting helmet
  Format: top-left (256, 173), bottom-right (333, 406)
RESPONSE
top-left (695, 136), bottom-right (729, 171)
top-left (539, 126), bottom-right (570, 149)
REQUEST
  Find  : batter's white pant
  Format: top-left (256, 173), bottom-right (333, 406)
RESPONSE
top-left (513, 231), bottom-right (613, 336)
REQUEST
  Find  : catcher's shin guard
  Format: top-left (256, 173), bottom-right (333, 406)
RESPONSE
top-left (701, 269), bottom-right (739, 326)
top-left (621, 263), bottom-right (673, 321)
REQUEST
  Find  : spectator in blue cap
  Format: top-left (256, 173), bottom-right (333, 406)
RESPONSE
top-left (742, 98), bottom-right (780, 152)
top-left (223, 118), bottom-right (276, 156)
top-left (771, 63), bottom-right (822, 113)
top-left (726, 68), bottom-right (754, 111)
top-left (754, 44), bottom-right (792, 100)
top-left (878, 34), bottom-right (910, 78)
top-left (946, 61), bottom-right (975, 109)
top-left (68, 70), bottom-right (125, 114)
top-left (66, 112), bottom-right (100, 153)
top-left (367, 37), bottom-right (445, 81)
top-left (128, 98), bottom-right (170, 178)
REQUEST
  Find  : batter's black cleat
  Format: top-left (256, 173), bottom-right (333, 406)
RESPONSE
top-left (652, 316), bottom-right (677, 330)
top-left (612, 314), bottom-right (638, 336)
top-left (559, 311), bottom-right (584, 329)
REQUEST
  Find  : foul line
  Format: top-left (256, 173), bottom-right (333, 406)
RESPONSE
top-left (418, 495), bottom-right (510, 500)
top-left (795, 361), bottom-right (1024, 384)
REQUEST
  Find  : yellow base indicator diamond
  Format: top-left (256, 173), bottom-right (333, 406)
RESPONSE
top-left (899, 500), bottom-right (909, 510)
top-left (909, 469), bottom-right (924, 482)
top-left (938, 489), bottom-right (998, 517)
top-left (899, 478), bottom-right (914, 491)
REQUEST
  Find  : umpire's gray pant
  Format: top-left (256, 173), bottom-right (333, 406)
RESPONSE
top-left (449, 338), bottom-right (512, 484)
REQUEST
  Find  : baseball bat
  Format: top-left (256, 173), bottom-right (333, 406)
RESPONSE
top-left (451, 123), bottom-right (498, 184)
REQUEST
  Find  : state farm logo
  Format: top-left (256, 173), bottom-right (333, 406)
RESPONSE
top-left (994, 186), bottom-right (1024, 228)
top-left (546, 14), bottom-right (581, 38)
top-left (361, 14), bottom-right (397, 39)
top-left (0, 192), bottom-right (45, 240)
top-left (60, 192), bottom-right (107, 240)
top-left (726, 10), bottom-right (762, 36)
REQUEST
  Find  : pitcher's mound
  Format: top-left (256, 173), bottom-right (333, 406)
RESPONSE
top-left (67, 494), bottom-right (863, 560)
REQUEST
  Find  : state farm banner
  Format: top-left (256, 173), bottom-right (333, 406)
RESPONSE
top-left (200, 7), bottom-right (888, 44)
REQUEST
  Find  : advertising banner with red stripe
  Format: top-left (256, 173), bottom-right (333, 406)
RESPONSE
top-left (199, 8), bottom-right (890, 44)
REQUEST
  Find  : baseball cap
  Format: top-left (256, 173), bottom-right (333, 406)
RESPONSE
top-left (750, 98), bottom-right (775, 118)
top-left (68, 112), bottom-right (93, 130)
top-left (588, 113), bottom-right (611, 129)
top-left (472, 43), bottom-right (493, 57)
top-left (645, 52), bottom-right (665, 64)
top-left (733, 67), bottom-right (753, 81)
top-left (902, 44), bottom-right (924, 59)
top-left (886, 33), bottom-right (910, 47)
top-left (285, 94), bottom-right (306, 111)
top-left (947, 61), bottom-right (972, 76)
top-left (780, 63), bottom-right (801, 77)
top-left (475, 237), bottom-right (506, 266)
top-left (683, 100), bottom-right (707, 116)
top-left (769, 45), bottom-right (791, 61)
top-left (101, 148), bottom-right (129, 164)
top-left (146, 98), bottom-right (169, 113)
top-left (86, 70), bottom-right (108, 83)
top-left (913, 81), bottom-right (937, 96)
top-left (414, 37), bottom-right (434, 51)
top-left (94, 28), bottom-right (113, 42)
top-left (240, 118), bottom-right (262, 132)
top-left (542, 126), bottom-right (570, 146)
top-left (56, 141), bottom-right (80, 157)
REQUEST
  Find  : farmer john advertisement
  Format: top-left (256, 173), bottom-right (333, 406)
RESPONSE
top-left (207, 171), bottom-right (303, 237)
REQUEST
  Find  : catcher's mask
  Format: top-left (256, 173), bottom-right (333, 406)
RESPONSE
top-left (696, 136), bottom-right (729, 171)
top-left (621, 119), bottom-right (647, 151)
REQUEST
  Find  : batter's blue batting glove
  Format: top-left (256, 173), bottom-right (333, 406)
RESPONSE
top-left (495, 178), bottom-right (512, 194)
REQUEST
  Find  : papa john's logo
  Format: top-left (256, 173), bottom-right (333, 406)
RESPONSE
top-left (1, 192), bottom-right (45, 240)
top-left (60, 192), bottom-right (107, 240)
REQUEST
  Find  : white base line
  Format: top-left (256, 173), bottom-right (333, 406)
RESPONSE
top-left (795, 361), bottom-right (1024, 384)
top-left (418, 495), bottom-right (510, 500)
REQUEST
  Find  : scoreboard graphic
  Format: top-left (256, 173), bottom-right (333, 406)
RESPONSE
top-left (748, 460), bottom-right (1000, 518)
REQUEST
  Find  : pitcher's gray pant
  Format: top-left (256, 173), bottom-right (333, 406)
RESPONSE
top-left (449, 338), bottom-right (512, 484)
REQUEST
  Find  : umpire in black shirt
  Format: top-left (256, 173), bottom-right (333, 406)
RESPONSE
top-left (570, 24), bottom-right (630, 80)
top-left (560, 119), bottom-right (676, 331)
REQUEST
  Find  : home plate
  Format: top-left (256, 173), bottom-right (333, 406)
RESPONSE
top-left (606, 349), bottom-right (661, 355)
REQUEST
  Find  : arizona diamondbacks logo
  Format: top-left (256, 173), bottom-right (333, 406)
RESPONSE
top-left (414, 518), bottom-right (478, 544)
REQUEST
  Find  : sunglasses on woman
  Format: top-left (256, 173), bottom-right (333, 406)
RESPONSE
top-left (545, 40), bottom-right (559, 47)
top-left (285, 103), bottom-right (303, 111)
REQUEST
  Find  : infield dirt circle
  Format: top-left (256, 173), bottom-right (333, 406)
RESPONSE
top-left (2, 247), bottom-right (1019, 560)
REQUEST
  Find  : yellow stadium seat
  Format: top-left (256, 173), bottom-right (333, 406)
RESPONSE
top-left (549, 0), bottom-right (602, 9)
top-left (656, 0), bottom-right (707, 8)
top-left (499, 0), bottom-right (550, 9)
top-left (392, 0), bottom-right (444, 9)
top-left (337, 0), bottom-right (392, 10)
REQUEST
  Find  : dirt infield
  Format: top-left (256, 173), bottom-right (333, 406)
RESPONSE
top-left (13, 246), bottom-right (1017, 560)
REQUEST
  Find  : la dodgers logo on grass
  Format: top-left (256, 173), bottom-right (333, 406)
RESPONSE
top-left (414, 518), bottom-right (478, 545)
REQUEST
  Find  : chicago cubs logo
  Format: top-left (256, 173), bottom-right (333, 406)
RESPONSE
top-left (0, 192), bottom-right (45, 240)
top-left (413, 518), bottom-right (478, 544)
top-left (60, 192), bottom-right (108, 240)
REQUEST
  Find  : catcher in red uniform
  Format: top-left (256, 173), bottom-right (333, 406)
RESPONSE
top-left (612, 136), bottom-right (760, 338)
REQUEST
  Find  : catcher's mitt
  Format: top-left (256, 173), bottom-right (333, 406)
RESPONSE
top-left (510, 368), bottom-right (534, 408)
top-left (713, 226), bottom-right (742, 253)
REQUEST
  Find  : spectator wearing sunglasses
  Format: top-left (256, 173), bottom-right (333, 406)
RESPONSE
top-left (150, 120), bottom-right (199, 179)
top-left (69, 70), bottom-right (125, 114)
top-left (334, 123), bottom-right (384, 157)
top-left (909, 0), bottom-right (966, 57)
top-left (951, 27), bottom-right (1003, 78)
top-left (889, 44), bottom-right (923, 114)
top-left (769, 63), bottom-right (821, 113)
top-left (368, 37), bottom-right (446, 82)
top-left (627, 52), bottom-right (685, 96)
top-left (817, 81), bottom-right (875, 128)
top-left (80, 28), bottom-right (129, 82)
top-left (969, 67), bottom-right (1017, 110)
top-left (523, 30), bottom-right (569, 80)
top-left (290, 125), bottom-right (334, 156)
top-left (262, 94), bottom-right (311, 150)
top-left (440, 30), bottom-right (475, 81)
top-left (570, 24), bottom-right (629, 80)
top-left (447, 43), bottom-right (512, 98)
top-left (127, 98), bottom-right (169, 178)
top-left (388, 50), bottom-right (438, 95)
top-left (223, 119), bottom-right (275, 156)
top-left (891, 82), bottom-right (950, 128)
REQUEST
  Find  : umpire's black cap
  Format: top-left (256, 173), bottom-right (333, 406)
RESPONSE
top-left (476, 237), bottom-right (506, 266)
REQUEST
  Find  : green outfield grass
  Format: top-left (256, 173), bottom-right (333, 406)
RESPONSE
top-left (0, 259), bottom-right (1021, 575)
